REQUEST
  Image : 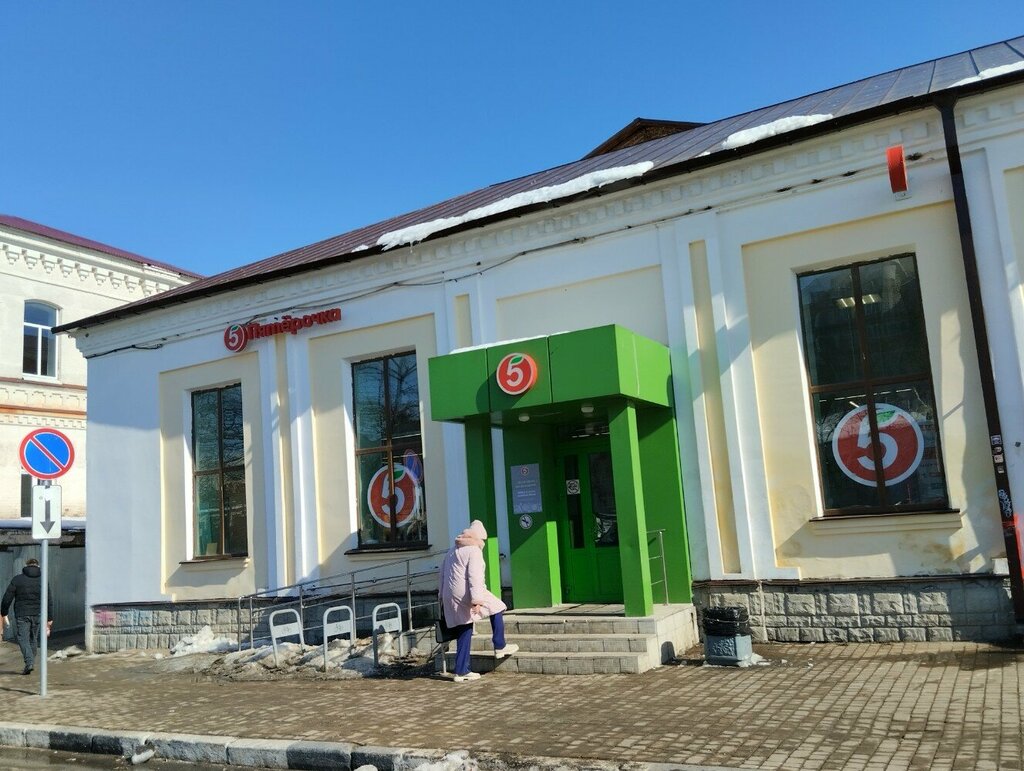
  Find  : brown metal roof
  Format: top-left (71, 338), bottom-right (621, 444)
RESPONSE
top-left (0, 214), bottom-right (202, 279)
top-left (55, 35), bottom-right (1024, 334)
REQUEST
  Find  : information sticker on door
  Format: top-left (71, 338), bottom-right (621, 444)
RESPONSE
top-left (519, 514), bottom-right (534, 530)
top-left (511, 463), bottom-right (543, 513)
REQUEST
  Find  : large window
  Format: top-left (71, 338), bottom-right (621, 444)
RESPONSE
top-left (191, 384), bottom-right (247, 557)
top-left (352, 352), bottom-right (427, 548)
top-left (798, 254), bottom-right (948, 515)
top-left (23, 302), bottom-right (57, 377)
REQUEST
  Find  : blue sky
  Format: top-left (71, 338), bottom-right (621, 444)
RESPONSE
top-left (2, 1), bottom-right (1022, 277)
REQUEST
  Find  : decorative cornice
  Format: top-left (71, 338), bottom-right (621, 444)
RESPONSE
top-left (0, 411), bottom-right (85, 430)
top-left (73, 85), bottom-right (1024, 358)
top-left (0, 382), bottom-right (87, 414)
top-left (1, 229), bottom-right (193, 299)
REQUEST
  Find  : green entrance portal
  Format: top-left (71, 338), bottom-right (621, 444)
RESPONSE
top-left (428, 325), bottom-right (692, 617)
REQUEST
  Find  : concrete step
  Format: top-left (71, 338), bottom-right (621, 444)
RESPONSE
top-left (468, 632), bottom-right (655, 654)
top-left (435, 604), bottom-right (699, 675)
top-left (442, 648), bottom-right (651, 675)
top-left (483, 616), bottom-right (660, 636)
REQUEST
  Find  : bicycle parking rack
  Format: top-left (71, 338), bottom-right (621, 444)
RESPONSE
top-left (322, 605), bottom-right (355, 672)
top-left (371, 602), bottom-right (404, 666)
top-left (269, 608), bottom-right (304, 668)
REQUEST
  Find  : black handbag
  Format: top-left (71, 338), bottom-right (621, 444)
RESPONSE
top-left (435, 613), bottom-right (470, 643)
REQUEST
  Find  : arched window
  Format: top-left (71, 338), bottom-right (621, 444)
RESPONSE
top-left (23, 301), bottom-right (58, 377)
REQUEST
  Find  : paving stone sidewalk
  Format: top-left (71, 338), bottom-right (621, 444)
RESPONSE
top-left (0, 637), bottom-right (1021, 770)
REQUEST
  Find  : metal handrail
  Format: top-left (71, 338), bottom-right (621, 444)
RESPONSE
top-left (235, 549), bottom-right (448, 650)
top-left (647, 528), bottom-right (670, 605)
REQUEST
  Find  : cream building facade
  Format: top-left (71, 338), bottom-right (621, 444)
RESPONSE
top-left (60, 38), bottom-right (1024, 651)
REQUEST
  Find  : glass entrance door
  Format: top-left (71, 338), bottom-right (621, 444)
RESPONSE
top-left (555, 434), bottom-right (623, 603)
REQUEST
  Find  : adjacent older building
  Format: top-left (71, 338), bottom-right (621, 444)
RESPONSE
top-left (58, 36), bottom-right (1024, 654)
top-left (1, 215), bottom-right (197, 629)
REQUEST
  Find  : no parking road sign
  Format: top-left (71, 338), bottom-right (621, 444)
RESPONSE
top-left (19, 428), bottom-right (75, 480)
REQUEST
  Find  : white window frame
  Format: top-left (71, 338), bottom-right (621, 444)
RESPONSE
top-left (23, 301), bottom-right (60, 380)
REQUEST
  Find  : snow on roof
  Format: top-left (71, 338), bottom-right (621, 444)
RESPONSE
top-left (722, 114), bottom-right (834, 150)
top-left (950, 60), bottom-right (1024, 88)
top-left (377, 162), bottom-right (654, 250)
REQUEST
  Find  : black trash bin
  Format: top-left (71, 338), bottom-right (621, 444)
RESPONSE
top-left (701, 606), bottom-right (753, 665)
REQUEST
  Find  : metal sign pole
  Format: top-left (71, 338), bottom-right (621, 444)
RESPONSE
top-left (40, 480), bottom-right (49, 698)
top-left (19, 426), bottom-right (71, 699)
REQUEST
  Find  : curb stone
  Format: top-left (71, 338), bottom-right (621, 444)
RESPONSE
top-left (0, 722), bottom-right (32, 748)
top-left (0, 722), bottom-right (746, 770)
top-left (351, 743), bottom-right (412, 771)
top-left (23, 723), bottom-right (93, 752)
top-left (89, 728), bottom-right (154, 757)
top-left (283, 739), bottom-right (354, 770)
top-left (148, 731), bottom-right (232, 764)
top-left (226, 737), bottom-right (301, 769)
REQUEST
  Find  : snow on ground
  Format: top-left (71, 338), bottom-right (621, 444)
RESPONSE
top-left (722, 114), bottom-right (833, 150)
top-left (950, 60), bottom-right (1024, 88)
top-left (377, 162), bottom-right (654, 250)
top-left (48, 644), bottom-right (87, 661)
top-left (147, 625), bottom-right (433, 680)
top-left (170, 625), bottom-right (237, 656)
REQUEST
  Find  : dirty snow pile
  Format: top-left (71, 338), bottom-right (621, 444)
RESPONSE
top-left (48, 644), bottom-right (87, 661)
top-left (160, 625), bottom-right (430, 680)
top-left (377, 162), bottom-right (654, 250)
top-left (170, 626), bottom-right (238, 656)
top-left (950, 61), bottom-right (1024, 88)
top-left (722, 114), bottom-right (834, 150)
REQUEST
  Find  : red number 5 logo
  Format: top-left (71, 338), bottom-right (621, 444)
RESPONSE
top-left (496, 352), bottom-right (538, 396)
top-left (833, 403), bottom-right (924, 486)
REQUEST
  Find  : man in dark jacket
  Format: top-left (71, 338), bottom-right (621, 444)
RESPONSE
top-left (1, 558), bottom-right (53, 675)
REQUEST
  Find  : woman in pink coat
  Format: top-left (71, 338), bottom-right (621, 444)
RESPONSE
top-left (438, 519), bottom-right (518, 681)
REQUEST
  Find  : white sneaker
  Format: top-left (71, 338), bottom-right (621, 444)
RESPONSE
top-left (494, 643), bottom-right (519, 658)
top-left (453, 671), bottom-right (481, 682)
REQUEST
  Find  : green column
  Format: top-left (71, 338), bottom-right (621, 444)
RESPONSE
top-left (463, 416), bottom-right (501, 592)
top-left (609, 399), bottom-right (653, 617)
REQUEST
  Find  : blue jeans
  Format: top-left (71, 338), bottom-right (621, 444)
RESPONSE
top-left (16, 616), bottom-right (40, 670)
top-left (454, 613), bottom-right (506, 675)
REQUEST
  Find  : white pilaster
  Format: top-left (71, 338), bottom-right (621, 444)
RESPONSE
top-left (657, 219), bottom-right (714, 580)
top-left (258, 340), bottom-right (289, 590)
top-left (285, 334), bottom-right (319, 582)
top-left (714, 223), bottom-right (799, 579)
top-left (966, 144), bottom-right (1024, 508)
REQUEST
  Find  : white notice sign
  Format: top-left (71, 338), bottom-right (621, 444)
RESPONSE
top-left (31, 485), bottom-right (62, 541)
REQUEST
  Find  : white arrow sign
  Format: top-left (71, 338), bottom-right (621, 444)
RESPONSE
top-left (32, 485), bottom-right (62, 541)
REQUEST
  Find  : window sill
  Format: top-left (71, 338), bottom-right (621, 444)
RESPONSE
top-left (20, 374), bottom-right (61, 386)
top-left (344, 545), bottom-right (432, 557)
top-left (179, 556), bottom-right (250, 568)
top-left (810, 509), bottom-right (961, 534)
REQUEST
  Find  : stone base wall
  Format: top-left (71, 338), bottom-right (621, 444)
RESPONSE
top-left (90, 591), bottom-right (441, 652)
top-left (693, 574), bottom-right (1019, 643)
top-left (91, 601), bottom-right (243, 652)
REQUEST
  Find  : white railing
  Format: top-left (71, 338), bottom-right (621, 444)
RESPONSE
top-left (236, 549), bottom-right (448, 650)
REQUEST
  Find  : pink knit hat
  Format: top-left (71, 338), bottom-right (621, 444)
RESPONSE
top-left (466, 519), bottom-right (488, 541)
